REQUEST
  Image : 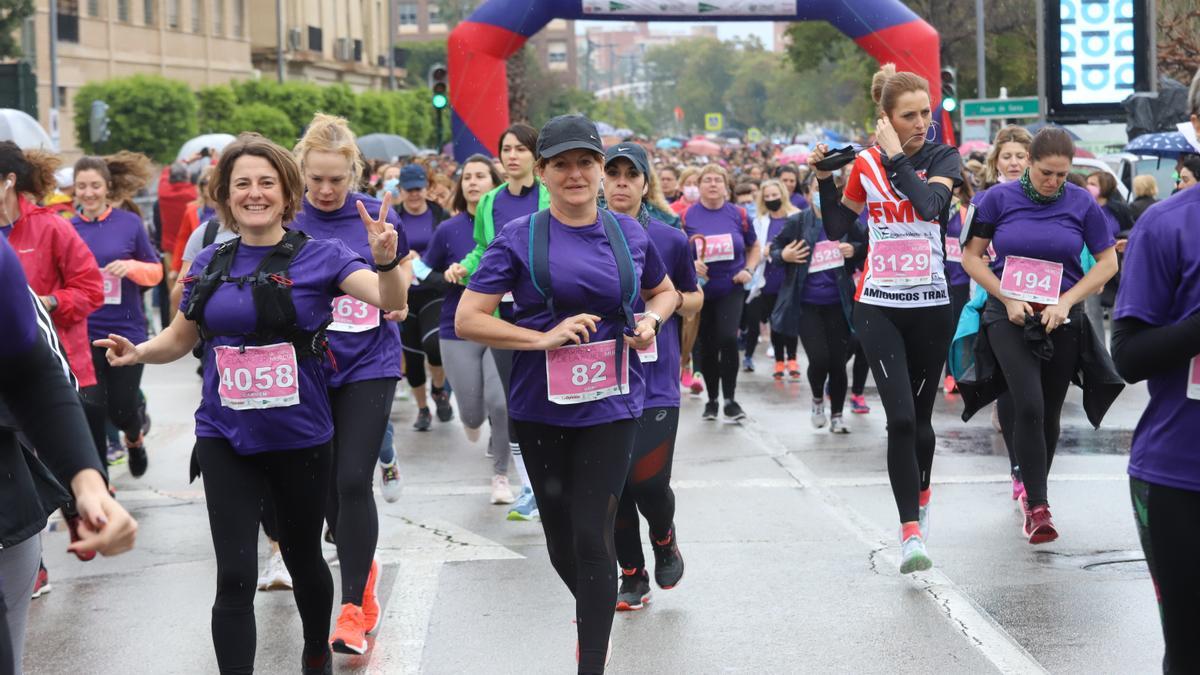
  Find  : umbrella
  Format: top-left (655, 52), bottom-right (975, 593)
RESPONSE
top-left (684, 138), bottom-right (721, 156)
top-left (357, 133), bottom-right (419, 161)
top-left (781, 143), bottom-right (809, 156)
top-left (176, 133), bottom-right (237, 162)
top-left (595, 121), bottom-right (617, 136)
top-left (778, 152), bottom-right (808, 166)
top-left (1075, 147), bottom-right (1095, 159)
top-left (613, 128), bottom-right (634, 139)
top-left (0, 109), bottom-right (53, 149)
top-left (655, 138), bottom-right (682, 149)
top-left (958, 140), bottom-right (991, 156)
top-left (1124, 132), bottom-right (1197, 159)
top-left (1024, 121), bottom-right (1081, 140)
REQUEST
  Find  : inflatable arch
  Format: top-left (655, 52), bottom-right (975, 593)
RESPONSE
top-left (448, 1), bottom-right (943, 160)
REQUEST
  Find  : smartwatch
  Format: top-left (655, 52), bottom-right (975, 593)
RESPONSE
top-left (643, 310), bottom-right (664, 334)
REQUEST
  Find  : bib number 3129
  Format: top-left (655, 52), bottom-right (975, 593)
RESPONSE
top-left (1000, 256), bottom-right (1063, 306)
top-left (870, 238), bottom-right (932, 286)
top-left (545, 339), bottom-right (630, 405)
top-left (214, 343), bottom-right (301, 410)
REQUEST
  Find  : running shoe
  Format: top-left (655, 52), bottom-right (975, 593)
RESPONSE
top-left (379, 460), bottom-right (402, 503)
top-left (899, 535), bottom-right (933, 574)
top-left (431, 386), bottom-right (454, 422)
top-left (412, 407), bottom-right (432, 432)
top-left (689, 370), bottom-right (704, 395)
top-left (1011, 473), bottom-right (1026, 502)
top-left (680, 369), bottom-right (694, 391)
top-left (615, 568), bottom-right (652, 611)
top-left (773, 361), bottom-right (786, 380)
top-left (106, 438), bottom-right (127, 466)
top-left (491, 475), bottom-right (515, 505)
top-left (31, 563), bottom-right (50, 599)
top-left (849, 394), bottom-right (871, 414)
top-left (702, 400), bottom-right (719, 421)
top-left (786, 359), bottom-right (801, 380)
top-left (723, 400), bottom-right (746, 422)
top-left (742, 355), bottom-right (755, 372)
top-left (919, 505), bottom-right (931, 542)
top-left (943, 374), bottom-right (957, 394)
top-left (507, 486), bottom-right (540, 521)
top-left (829, 415), bottom-right (850, 434)
top-left (651, 527), bottom-right (684, 589)
top-left (126, 437), bottom-right (148, 478)
top-left (363, 559), bottom-right (381, 633)
top-left (330, 603), bottom-right (370, 655)
top-left (810, 400), bottom-right (827, 429)
top-left (1023, 504), bottom-right (1059, 544)
top-left (257, 550), bottom-right (293, 591)
top-left (301, 647), bottom-right (334, 675)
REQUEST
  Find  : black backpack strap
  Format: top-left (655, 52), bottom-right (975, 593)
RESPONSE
top-left (183, 236), bottom-right (241, 334)
top-left (202, 218), bottom-right (221, 248)
top-left (600, 209), bottom-right (638, 397)
top-left (249, 229), bottom-right (309, 335)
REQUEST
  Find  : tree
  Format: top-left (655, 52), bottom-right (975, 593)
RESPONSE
top-left (353, 90), bottom-right (398, 136)
top-left (403, 40), bottom-right (448, 87)
top-left (321, 84), bottom-right (360, 121)
top-left (196, 85), bottom-right (238, 134)
top-left (228, 103), bottom-right (295, 148)
top-left (74, 75), bottom-right (197, 162)
top-left (1158, 1), bottom-right (1200, 84)
top-left (0, 0), bottom-right (33, 60)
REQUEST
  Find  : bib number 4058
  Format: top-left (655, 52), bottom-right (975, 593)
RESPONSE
top-left (214, 343), bottom-right (301, 410)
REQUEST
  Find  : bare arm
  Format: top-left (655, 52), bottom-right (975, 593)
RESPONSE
top-left (339, 262), bottom-right (410, 312)
top-left (454, 289), bottom-right (577, 351)
top-left (93, 310), bottom-right (201, 366)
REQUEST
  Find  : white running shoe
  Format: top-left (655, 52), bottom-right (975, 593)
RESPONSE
top-left (829, 415), bottom-right (849, 434)
top-left (919, 504), bottom-right (930, 542)
top-left (491, 475), bottom-right (515, 505)
top-left (810, 400), bottom-right (827, 429)
top-left (379, 460), bottom-right (402, 503)
top-left (257, 551), bottom-right (293, 590)
top-left (899, 534), bottom-right (933, 574)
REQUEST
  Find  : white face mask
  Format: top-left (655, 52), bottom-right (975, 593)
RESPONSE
top-left (682, 185), bottom-right (700, 202)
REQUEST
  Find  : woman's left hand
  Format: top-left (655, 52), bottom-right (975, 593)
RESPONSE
top-left (623, 317), bottom-right (657, 351)
top-left (838, 243), bottom-right (855, 258)
top-left (732, 269), bottom-right (752, 285)
top-left (104, 260), bottom-right (130, 278)
top-left (356, 193), bottom-right (400, 266)
top-left (1040, 301), bottom-right (1073, 333)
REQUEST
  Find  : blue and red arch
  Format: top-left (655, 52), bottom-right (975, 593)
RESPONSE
top-left (448, 1), bottom-right (943, 160)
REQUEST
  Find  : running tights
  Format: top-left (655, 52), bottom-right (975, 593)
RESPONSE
top-left (0, 533), bottom-right (39, 674)
top-left (326, 378), bottom-right (396, 606)
top-left (740, 293), bottom-right (765, 358)
top-left (512, 419), bottom-right (636, 675)
top-left (760, 292), bottom-right (798, 362)
top-left (985, 312), bottom-right (1080, 506)
top-left (698, 290), bottom-right (743, 401)
top-left (196, 437), bottom-right (333, 674)
top-left (797, 302), bottom-right (850, 415)
top-left (1130, 477), bottom-right (1200, 674)
top-left (848, 337), bottom-right (869, 396)
top-left (854, 302), bottom-right (952, 523)
top-left (83, 345), bottom-right (145, 450)
top-left (615, 407), bottom-right (679, 571)
top-left (441, 338), bottom-right (509, 473)
top-left (401, 286), bottom-right (444, 389)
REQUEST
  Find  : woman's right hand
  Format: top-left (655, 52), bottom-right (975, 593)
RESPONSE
top-left (540, 313), bottom-right (601, 350)
top-left (808, 143), bottom-right (833, 180)
top-left (780, 240), bottom-right (810, 264)
top-left (93, 334), bottom-right (139, 366)
top-left (694, 259), bottom-right (709, 280)
top-left (444, 263), bottom-right (468, 284)
top-left (1003, 298), bottom-right (1034, 326)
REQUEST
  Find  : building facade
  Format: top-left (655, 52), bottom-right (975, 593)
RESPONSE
top-left (581, 23), bottom-right (716, 95)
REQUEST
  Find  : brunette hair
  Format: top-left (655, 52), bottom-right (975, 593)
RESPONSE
top-left (207, 133), bottom-right (303, 232)
top-left (497, 123), bottom-right (539, 159)
top-left (73, 151), bottom-right (153, 208)
top-left (452, 154), bottom-right (500, 214)
top-left (871, 63), bottom-right (930, 118)
top-left (1132, 174), bottom-right (1157, 199)
top-left (984, 125), bottom-right (1033, 186)
top-left (1029, 127), bottom-right (1076, 162)
top-left (294, 113), bottom-right (365, 183)
top-left (956, 168), bottom-right (976, 202)
top-left (641, 164), bottom-right (674, 215)
top-left (1088, 170), bottom-right (1118, 199)
top-left (0, 141), bottom-right (60, 201)
top-left (658, 165), bottom-right (679, 181)
top-left (1065, 173), bottom-right (1087, 188)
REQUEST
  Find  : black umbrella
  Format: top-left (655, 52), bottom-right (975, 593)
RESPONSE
top-left (357, 133), bottom-right (420, 161)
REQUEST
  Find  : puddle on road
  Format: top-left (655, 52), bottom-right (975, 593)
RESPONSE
top-left (937, 427), bottom-right (1132, 457)
top-left (1035, 549), bottom-right (1149, 578)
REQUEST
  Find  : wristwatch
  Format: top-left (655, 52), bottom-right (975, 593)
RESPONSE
top-left (643, 310), bottom-right (664, 334)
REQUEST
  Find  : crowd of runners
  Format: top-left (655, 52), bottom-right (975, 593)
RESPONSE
top-left (0, 62), bottom-right (1198, 675)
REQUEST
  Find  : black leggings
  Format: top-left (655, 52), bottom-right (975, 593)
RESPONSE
top-left (798, 303), bottom-right (851, 415)
top-left (491, 347), bottom-right (519, 444)
top-left (698, 290), bottom-right (743, 402)
top-left (615, 407), bottom-right (679, 571)
top-left (401, 286), bottom-right (444, 389)
top-left (740, 292), bottom-right (765, 358)
top-left (985, 311), bottom-right (1080, 507)
top-left (848, 336), bottom-right (869, 395)
top-left (760, 292), bottom-right (798, 362)
top-left (854, 302), bottom-right (952, 524)
top-left (997, 393), bottom-right (1021, 477)
top-left (325, 378), bottom-right (396, 605)
top-left (512, 419), bottom-right (636, 675)
top-left (1130, 477), bottom-right (1200, 674)
top-left (196, 437), bottom-right (333, 673)
top-left (83, 345), bottom-right (145, 444)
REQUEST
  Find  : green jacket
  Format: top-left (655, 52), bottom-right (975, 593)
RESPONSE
top-left (458, 180), bottom-right (550, 279)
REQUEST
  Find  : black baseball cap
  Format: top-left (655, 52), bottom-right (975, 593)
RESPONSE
top-left (604, 143), bottom-right (649, 176)
top-left (536, 114), bottom-right (604, 159)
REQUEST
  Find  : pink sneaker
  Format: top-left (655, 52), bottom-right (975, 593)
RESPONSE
top-left (689, 371), bottom-right (704, 395)
top-left (681, 369), bottom-right (693, 390)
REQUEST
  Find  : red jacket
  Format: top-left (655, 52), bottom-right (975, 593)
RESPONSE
top-left (6, 195), bottom-right (105, 387)
top-left (157, 167), bottom-right (197, 259)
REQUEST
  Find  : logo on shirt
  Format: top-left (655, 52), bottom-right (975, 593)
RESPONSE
top-left (916, 169), bottom-right (928, 180)
top-left (866, 200), bottom-right (916, 224)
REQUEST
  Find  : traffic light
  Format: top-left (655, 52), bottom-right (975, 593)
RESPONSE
top-left (89, 99), bottom-right (111, 146)
top-left (940, 66), bottom-right (958, 113)
top-left (428, 63), bottom-right (448, 110)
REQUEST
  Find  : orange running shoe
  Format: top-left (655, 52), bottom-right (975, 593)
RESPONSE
top-left (330, 603), bottom-right (369, 655)
top-left (773, 361), bottom-right (786, 379)
top-left (786, 359), bottom-right (801, 380)
top-left (362, 559), bottom-right (381, 633)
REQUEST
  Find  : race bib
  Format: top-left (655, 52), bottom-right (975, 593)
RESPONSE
top-left (703, 233), bottom-right (736, 262)
top-left (101, 271), bottom-right (122, 305)
top-left (328, 295), bottom-right (379, 333)
top-left (1189, 357), bottom-right (1200, 401)
top-left (944, 237), bottom-right (963, 263)
top-left (808, 240), bottom-right (844, 273)
top-left (634, 313), bottom-right (658, 363)
top-left (1000, 256), bottom-right (1063, 306)
top-left (870, 238), bottom-right (932, 286)
top-left (545, 339), bottom-right (629, 405)
top-left (214, 343), bottom-right (300, 410)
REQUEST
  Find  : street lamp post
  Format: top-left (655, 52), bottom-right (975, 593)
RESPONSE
top-left (49, 0), bottom-right (59, 110)
top-left (276, 0), bottom-right (285, 83)
top-left (975, 0), bottom-right (986, 98)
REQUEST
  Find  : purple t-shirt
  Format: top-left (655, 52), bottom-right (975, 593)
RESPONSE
top-left (790, 192), bottom-right (809, 211)
top-left (1112, 187), bottom-right (1200, 491)
top-left (72, 208), bottom-right (159, 344)
top-left (467, 211), bottom-right (667, 426)
top-left (639, 218), bottom-right (698, 409)
top-left (180, 237), bottom-right (370, 454)
top-left (492, 184), bottom-right (541, 233)
top-left (422, 212), bottom-right (476, 340)
top-left (0, 235), bottom-right (37, 358)
top-left (291, 192), bottom-right (407, 387)
top-left (762, 216), bottom-right (789, 295)
top-left (944, 205), bottom-right (970, 287)
top-left (973, 181), bottom-right (1114, 295)
top-left (682, 201), bottom-right (756, 300)
top-left (396, 206), bottom-right (435, 255)
top-left (800, 226), bottom-right (841, 306)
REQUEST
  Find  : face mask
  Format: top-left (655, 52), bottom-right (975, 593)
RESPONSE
top-left (742, 202), bottom-right (757, 218)
top-left (764, 198), bottom-right (783, 212)
top-left (682, 185), bottom-right (700, 202)
top-left (383, 178), bottom-right (400, 196)
top-left (1087, 184), bottom-right (1101, 198)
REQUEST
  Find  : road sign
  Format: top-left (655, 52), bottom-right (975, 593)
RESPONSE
top-left (704, 112), bottom-right (723, 132)
top-left (960, 97), bottom-right (1040, 119)
top-left (747, 127), bottom-right (763, 142)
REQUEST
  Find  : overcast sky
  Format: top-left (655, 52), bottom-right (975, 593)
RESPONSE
top-left (575, 20), bottom-right (778, 47)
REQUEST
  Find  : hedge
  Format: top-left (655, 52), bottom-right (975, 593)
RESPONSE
top-left (73, 75), bottom-right (198, 162)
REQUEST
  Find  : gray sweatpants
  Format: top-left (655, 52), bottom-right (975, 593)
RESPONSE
top-left (0, 534), bottom-right (42, 674)
top-left (440, 338), bottom-right (510, 474)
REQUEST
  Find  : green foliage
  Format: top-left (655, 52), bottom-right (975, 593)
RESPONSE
top-left (73, 75), bottom-right (197, 162)
top-left (227, 103), bottom-right (295, 148)
top-left (321, 84), bottom-right (360, 121)
top-left (589, 97), bottom-right (653, 137)
top-left (0, 0), bottom-right (34, 60)
top-left (403, 41), bottom-right (449, 87)
top-left (230, 80), bottom-right (326, 137)
top-left (196, 85), bottom-right (238, 134)
top-left (352, 90), bottom-right (399, 136)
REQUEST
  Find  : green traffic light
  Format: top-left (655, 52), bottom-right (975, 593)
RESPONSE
top-left (432, 93), bottom-right (448, 109)
top-left (943, 97), bottom-right (958, 113)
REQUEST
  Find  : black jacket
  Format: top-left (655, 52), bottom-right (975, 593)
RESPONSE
top-left (768, 209), bottom-right (864, 337)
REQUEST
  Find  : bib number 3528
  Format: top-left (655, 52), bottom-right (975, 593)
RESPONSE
top-left (1000, 256), bottom-right (1063, 306)
top-left (545, 339), bottom-right (629, 405)
top-left (870, 238), bottom-right (932, 286)
top-left (214, 343), bottom-right (300, 410)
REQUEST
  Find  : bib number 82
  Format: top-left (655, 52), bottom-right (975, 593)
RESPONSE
top-left (221, 364), bottom-right (296, 392)
top-left (570, 361), bottom-right (607, 386)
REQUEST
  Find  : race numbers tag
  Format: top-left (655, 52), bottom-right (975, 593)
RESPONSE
top-left (703, 233), bottom-right (735, 262)
top-left (1000, 256), bottom-right (1063, 306)
top-left (634, 313), bottom-right (658, 363)
top-left (328, 295), bottom-right (379, 333)
top-left (1188, 357), bottom-right (1200, 401)
top-left (101, 271), bottom-right (122, 305)
top-left (808, 240), bottom-right (844, 273)
top-left (944, 237), bottom-right (963, 263)
top-left (870, 238), bottom-right (932, 286)
top-left (545, 339), bottom-right (629, 405)
top-left (214, 343), bottom-right (300, 410)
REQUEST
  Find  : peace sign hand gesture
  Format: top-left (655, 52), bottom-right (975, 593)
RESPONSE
top-left (356, 192), bottom-right (400, 266)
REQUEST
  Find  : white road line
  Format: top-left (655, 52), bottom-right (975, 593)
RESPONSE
top-left (741, 422), bottom-right (1048, 675)
top-left (368, 561), bottom-right (442, 675)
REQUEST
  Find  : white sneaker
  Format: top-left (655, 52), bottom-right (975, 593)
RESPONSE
top-left (829, 415), bottom-right (849, 434)
top-left (810, 400), bottom-right (827, 429)
top-left (257, 551), bottom-right (293, 590)
top-left (379, 460), bottom-right (402, 503)
top-left (899, 534), bottom-right (933, 574)
top-left (491, 475), bottom-right (515, 504)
